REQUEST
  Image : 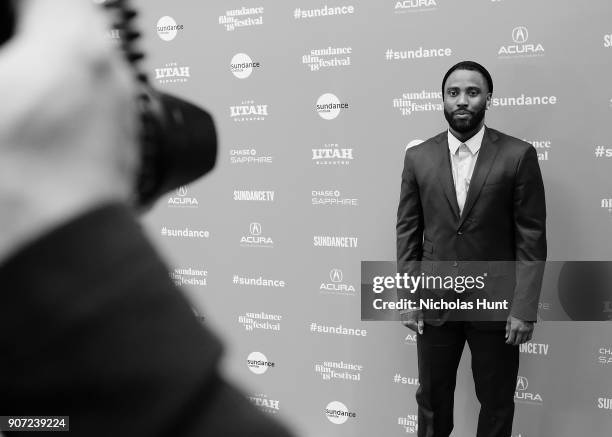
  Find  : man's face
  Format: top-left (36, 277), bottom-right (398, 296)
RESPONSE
top-left (443, 69), bottom-right (491, 133)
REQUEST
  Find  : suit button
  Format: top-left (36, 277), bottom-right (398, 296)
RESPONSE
top-left (457, 231), bottom-right (463, 235)
top-left (453, 261), bottom-right (458, 267)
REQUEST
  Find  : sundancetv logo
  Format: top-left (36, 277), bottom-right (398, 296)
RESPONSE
top-left (498, 26), bottom-right (545, 58)
top-left (325, 401), bottom-right (356, 424)
top-left (597, 397), bottom-right (612, 410)
top-left (316, 93), bottom-right (349, 120)
top-left (247, 352), bottom-right (275, 375)
top-left (249, 394), bottom-right (280, 414)
top-left (233, 190), bottom-right (275, 202)
top-left (219, 7), bottom-right (264, 31)
top-left (230, 100), bottom-right (268, 122)
top-left (320, 268), bottom-right (356, 296)
top-left (156, 16), bottom-right (184, 41)
top-left (393, 90), bottom-right (443, 116)
top-left (155, 62), bottom-right (190, 85)
top-left (231, 53), bottom-right (261, 79)
top-left (312, 143), bottom-right (354, 166)
top-left (394, 0), bottom-right (438, 13)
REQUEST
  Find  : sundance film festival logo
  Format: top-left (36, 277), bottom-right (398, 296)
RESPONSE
top-left (170, 267), bottom-right (207, 288)
top-left (325, 401), bottom-right (356, 424)
top-left (393, 90), bottom-right (443, 116)
top-left (515, 376), bottom-right (543, 405)
top-left (320, 268), bottom-right (356, 296)
top-left (230, 148), bottom-right (273, 165)
top-left (524, 139), bottom-right (552, 162)
top-left (167, 186), bottom-right (199, 208)
top-left (315, 360), bottom-right (362, 381)
top-left (312, 144), bottom-right (354, 166)
top-left (156, 16), bottom-right (184, 41)
top-left (316, 93), bottom-right (349, 120)
top-left (219, 7), bottom-right (264, 31)
top-left (398, 413), bottom-right (418, 434)
top-left (231, 53), bottom-right (261, 79)
top-left (309, 322), bottom-right (367, 337)
top-left (240, 222), bottom-right (274, 248)
top-left (230, 100), bottom-right (268, 122)
top-left (394, 0), bottom-right (438, 13)
top-left (247, 352), bottom-right (275, 375)
top-left (249, 394), bottom-right (280, 414)
top-left (233, 190), bottom-right (275, 202)
top-left (302, 47), bottom-right (351, 72)
top-left (155, 62), bottom-right (190, 85)
top-left (498, 26), bottom-right (545, 58)
top-left (239, 312), bottom-right (282, 332)
top-left (312, 190), bottom-right (358, 207)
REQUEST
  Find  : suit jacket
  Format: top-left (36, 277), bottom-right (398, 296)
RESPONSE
top-left (396, 126), bottom-right (547, 325)
top-left (0, 204), bottom-right (292, 437)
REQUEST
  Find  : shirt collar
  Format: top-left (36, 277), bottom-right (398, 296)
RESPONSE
top-left (447, 125), bottom-right (486, 155)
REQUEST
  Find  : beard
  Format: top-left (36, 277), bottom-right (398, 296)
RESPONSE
top-left (444, 104), bottom-right (486, 133)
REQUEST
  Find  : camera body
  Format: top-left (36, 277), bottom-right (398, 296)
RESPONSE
top-left (0, 0), bottom-right (217, 207)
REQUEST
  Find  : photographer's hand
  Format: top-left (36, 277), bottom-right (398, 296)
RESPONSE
top-left (0, 0), bottom-right (138, 264)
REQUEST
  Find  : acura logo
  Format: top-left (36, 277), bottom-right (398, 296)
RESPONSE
top-left (516, 376), bottom-right (529, 391)
top-left (330, 269), bottom-right (343, 283)
top-left (177, 186), bottom-right (188, 197)
top-left (250, 222), bottom-right (262, 236)
top-left (512, 26), bottom-right (529, 44)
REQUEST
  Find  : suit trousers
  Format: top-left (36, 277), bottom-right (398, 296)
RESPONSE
top-left (416, 321), bottom-right (519, 437)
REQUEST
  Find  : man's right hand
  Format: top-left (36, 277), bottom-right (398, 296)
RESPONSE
top-left (401, 311), bottom-right (424, 335)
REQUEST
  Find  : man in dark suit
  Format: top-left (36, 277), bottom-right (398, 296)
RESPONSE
top-left (396, 61), bottom-right (546, 437)
top-left (0, 2), bottom-right (291, 436)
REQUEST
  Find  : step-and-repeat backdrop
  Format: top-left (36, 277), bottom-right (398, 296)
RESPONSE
top-left (136, 1), bottom-right (612, 436)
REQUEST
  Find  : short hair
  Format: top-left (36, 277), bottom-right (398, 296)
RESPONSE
top-left (441, 61), bottom-right (493, 96)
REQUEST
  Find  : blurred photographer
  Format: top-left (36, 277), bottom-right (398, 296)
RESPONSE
top-left (0, 1), bottom-right (291, 436)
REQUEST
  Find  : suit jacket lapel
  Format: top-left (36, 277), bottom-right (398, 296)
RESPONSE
top-left (458, 127), bottom-right (500, 228)
top-left (435, 132), bottom-right (461, 220)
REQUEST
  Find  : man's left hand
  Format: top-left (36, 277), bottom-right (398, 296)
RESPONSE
top-left (505, 316), bottom-right (534, 345)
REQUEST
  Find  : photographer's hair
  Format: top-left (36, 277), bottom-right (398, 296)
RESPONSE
top-left (441, 61), bottom-right (493, 96)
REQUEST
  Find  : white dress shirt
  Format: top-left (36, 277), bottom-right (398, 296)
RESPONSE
top-left (447, 125), bottom-right (485, 215)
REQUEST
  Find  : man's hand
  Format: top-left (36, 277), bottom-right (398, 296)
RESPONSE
top-left (505, 315), bottom-right (534, 345)
top-left (401, 311), bottom-right (424, 335)
top-left (0, 0), bottom-right (138, 263)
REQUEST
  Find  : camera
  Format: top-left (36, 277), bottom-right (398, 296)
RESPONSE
top-left (0, 0), bottom-right (217, 207)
